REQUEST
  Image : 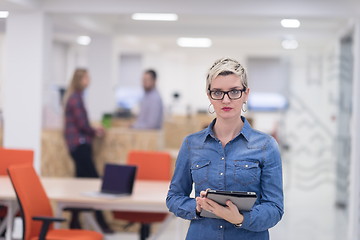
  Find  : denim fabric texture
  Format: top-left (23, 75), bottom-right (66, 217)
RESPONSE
top-left (166, 117), bottom-right (284, 240)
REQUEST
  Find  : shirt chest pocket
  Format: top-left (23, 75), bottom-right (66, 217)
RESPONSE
top-left (190, 160), bottom-right (210, 185)
top-left (234, 160), bottom-right (260, 186)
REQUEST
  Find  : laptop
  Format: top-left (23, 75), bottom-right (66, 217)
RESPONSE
top-left (83, 163), bottom-right (137, 199)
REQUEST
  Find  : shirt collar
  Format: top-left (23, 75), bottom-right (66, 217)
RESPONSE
top-left (240, 116), bottom-right (251, 142)
top-left (202, 116), bottom-right (252, 143)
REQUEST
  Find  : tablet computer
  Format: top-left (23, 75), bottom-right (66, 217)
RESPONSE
top-left (200, 190), bottom-right (257, 219)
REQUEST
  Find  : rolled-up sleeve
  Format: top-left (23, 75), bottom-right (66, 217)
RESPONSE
top-left (241, 137), bottom-right (284, 232)
top-left (166, 137), bottom-right (199, 220)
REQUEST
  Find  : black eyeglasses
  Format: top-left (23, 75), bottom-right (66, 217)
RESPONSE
top-left (208, 87), bottom-right (247, 100)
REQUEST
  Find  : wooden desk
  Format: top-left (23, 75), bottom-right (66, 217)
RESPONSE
top-left (0, 177), bottom-right (171, 240)
top-left (44, 178), bottom-right (170, 213)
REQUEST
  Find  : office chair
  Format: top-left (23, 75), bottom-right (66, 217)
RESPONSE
top-left (0, 148), bottom-right (33, 236)
top-left (113, 150), bottom-right (172, 240)
top-left (0, 148), bottom-right (34, 175)
top-left (7, 164), bottom-right (103, 240)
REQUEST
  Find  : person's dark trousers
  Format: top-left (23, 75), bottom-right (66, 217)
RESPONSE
top-left (70, 143), bottom-right (98, 178)
top-left (69, 143), bottom-right (113, 233)
top-left (140, 224), bottom-right (151, 240)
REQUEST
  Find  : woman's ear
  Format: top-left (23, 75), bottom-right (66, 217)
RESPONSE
top-left (244, 88), bottom-right (250, 101)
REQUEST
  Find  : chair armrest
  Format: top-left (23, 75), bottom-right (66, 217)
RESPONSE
top-left (63, 207), bottom-right (94, 212)
top-left (32, 216), bottom-right (66, 240)
top-left (33, 216), bottom-right (66, 222)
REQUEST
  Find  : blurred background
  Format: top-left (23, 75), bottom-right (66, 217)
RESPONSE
top-left (0, 0), bottom-right (360, 239)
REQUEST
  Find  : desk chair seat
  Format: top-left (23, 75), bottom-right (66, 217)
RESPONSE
top-left (113, 150), bottom-right (172, 240)
top-left (7, 164), bottom-right (103, 240)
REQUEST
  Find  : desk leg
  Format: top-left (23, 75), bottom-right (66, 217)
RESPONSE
top-left (0, 215), bottom-right (8, 234)
top-left (5, 201), bottom-right (18, 240)
top-left (82, 212), bottom-right (102, 233)
top-left (55, 203), bottom-right (64, 229)
top-left (55, 204), bottom-right (102, 233)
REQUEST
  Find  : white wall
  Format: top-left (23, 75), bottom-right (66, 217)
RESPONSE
top-left (51, 41), bottom-right (69, 87)
top-left (0, 33), bottom-right (4, 111)
top-left (87, 34), bottom-right (117, 121)
top-left (3, 11), bottom-right (52, 172)
top-left (42, 41), bottom-right (92, 128)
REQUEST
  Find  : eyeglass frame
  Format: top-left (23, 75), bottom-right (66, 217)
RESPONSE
top-left (208, 86), bottom-right (247, 100)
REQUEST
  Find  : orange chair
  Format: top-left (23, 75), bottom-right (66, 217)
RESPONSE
top-left (0, 148), bottom-right (33, 235)
top-left (7, 164), bottom-right (103, 240)
top-left (0, 148), bottom-right (33, 175)
top-left (113, 150), bottom-right (172, 240)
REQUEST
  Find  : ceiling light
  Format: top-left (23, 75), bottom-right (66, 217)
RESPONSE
top-left (281, 19), bottom-right (300, 28)
top-left (0, 11), bottom-right (9, 18)
top-left (77, 36), bottom-right (91, 46)
top-left (281, 39), bottom-right (299, 50)
top-left (132, 13), bottom-right (178, 21)
top-left (177, 38), bottom-right (212, 48)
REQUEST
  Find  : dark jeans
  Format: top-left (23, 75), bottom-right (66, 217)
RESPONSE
top-left (69, 143), bottom-right (112, 232)
top-left (70, 143), bottom-right (98, 178)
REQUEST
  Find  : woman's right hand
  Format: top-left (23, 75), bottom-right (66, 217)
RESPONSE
top-left (195, 190), bottom-right (209, 213)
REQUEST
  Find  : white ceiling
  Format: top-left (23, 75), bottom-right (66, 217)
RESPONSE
top-left (0, 0), bottom-right (359, 48)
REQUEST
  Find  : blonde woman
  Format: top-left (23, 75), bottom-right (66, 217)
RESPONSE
top-left (63, 68), bottom-right (112, 233)
top-left (166, 58), bottom-right (284, 239)
top-left (63, 68), bottom-right (103, 178)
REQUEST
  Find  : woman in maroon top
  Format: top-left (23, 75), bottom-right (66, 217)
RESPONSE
top-left (63, 68), bottom-right (103, 177)
top-left (63, 68), bottom-right (112, 233)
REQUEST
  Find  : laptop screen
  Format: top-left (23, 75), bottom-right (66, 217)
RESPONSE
top-left (101, 164), bottom-right (137, 195)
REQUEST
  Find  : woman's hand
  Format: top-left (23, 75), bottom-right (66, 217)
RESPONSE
top-left (195, 190), bottom-right (208, 213)
top-left (197, 197), bottom-right (244, 225)
top-left (95, 127), bottom-right (105, 138)
top-left (221, 200), bottom-right (244, 225)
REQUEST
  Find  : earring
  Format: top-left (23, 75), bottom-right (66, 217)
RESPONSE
top-left (242, 101), bottom-right (248, 112)
top-left (208, 104), bottom-right (215, 114)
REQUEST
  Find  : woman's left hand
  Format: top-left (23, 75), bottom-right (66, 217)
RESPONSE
top-left (95, 127), bottom-right (105, 138)
top-left (197, 197), bottom-right (244, 225)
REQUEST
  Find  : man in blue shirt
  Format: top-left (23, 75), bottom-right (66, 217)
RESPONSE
top-left (166, 58), bottom-right (283, 240)
top-left (132, 69), bottom-right (163, 129)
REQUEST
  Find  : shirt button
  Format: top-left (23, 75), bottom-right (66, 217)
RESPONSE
top-left (196, 165), bottom-right (199, 167)
top-left (245, 165), bottom-right (249, 168)
top-left (220, 172), bottom-right (223, 175)
top-left (221, 157), bottom-right (225, 160)
top-left (220, 225), bottom-right (223, 229)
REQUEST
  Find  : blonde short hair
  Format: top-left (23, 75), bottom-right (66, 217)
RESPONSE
top-left (206, 58), bottom-right (248, 92)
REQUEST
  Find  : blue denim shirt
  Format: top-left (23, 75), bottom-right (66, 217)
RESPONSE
top-left (166, 117), bottom-right (284, 240)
